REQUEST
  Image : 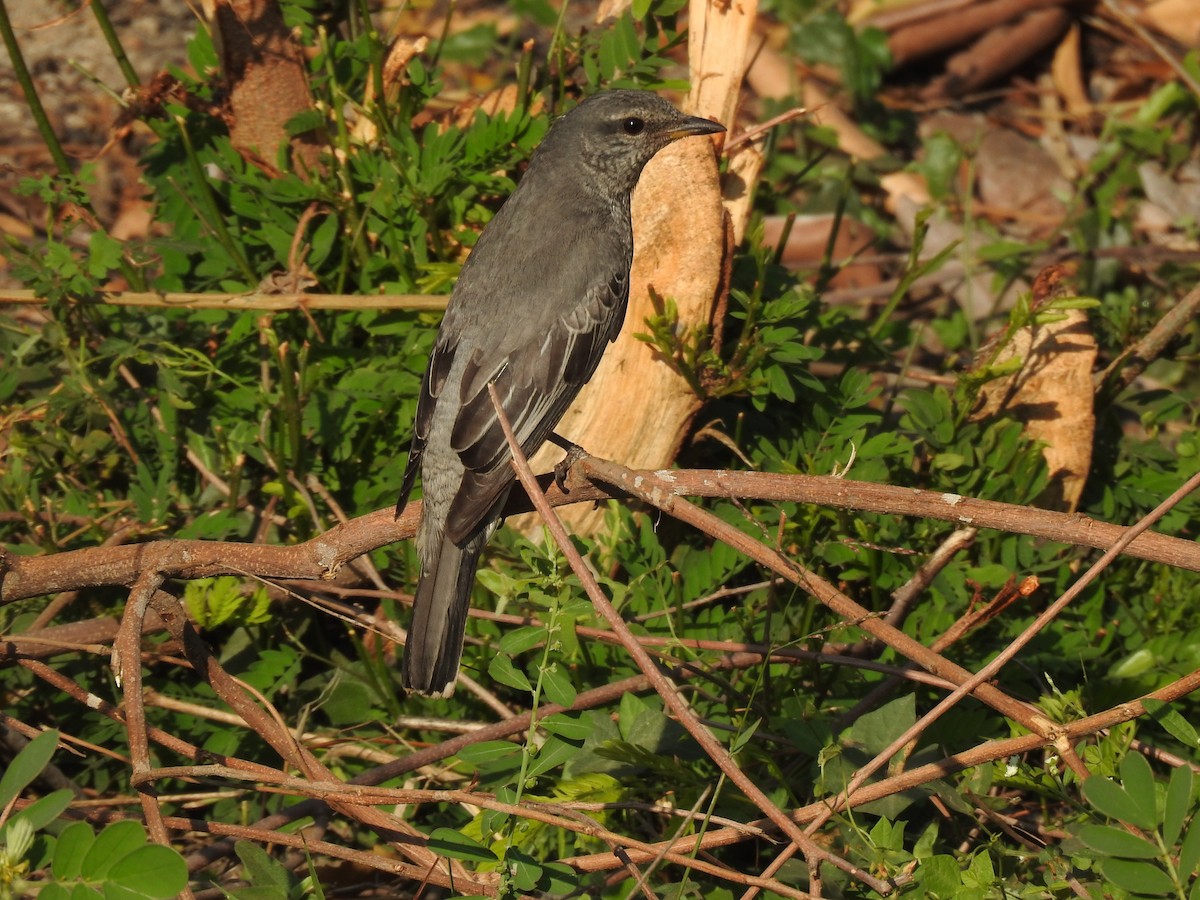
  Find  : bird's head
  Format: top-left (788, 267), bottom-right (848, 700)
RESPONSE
top-left (532, 90), bottom-right (725, 196)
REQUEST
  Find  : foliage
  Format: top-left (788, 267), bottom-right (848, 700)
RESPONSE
top-left (1, 0), bottom-right (1200, 896)
top-left (0, 731), bottom-right (188, 899)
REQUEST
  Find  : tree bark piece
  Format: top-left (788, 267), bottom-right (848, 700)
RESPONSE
top-left (206, 0), bottom-right (325, 173)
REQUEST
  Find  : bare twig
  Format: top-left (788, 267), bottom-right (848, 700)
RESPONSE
top-left (808, 469), bottom-right (1200, 831)
top-left (7, 466), bottom-right (1200, 605)
top-left (486, 384), bottom-right (892, 896)
top-left (0, 288), bottom-right (448, 311)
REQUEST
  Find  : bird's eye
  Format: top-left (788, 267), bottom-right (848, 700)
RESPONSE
top-left (622, 117), bottom-right (645, 135)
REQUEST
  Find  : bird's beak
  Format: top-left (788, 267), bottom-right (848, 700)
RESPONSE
top-left (668, 116), bottom-right (726, 139)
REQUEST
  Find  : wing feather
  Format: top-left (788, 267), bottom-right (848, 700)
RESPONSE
top-left (396, 337), bottom-right (457, 515)
top-left (443, 269), bottom-right (628, 543)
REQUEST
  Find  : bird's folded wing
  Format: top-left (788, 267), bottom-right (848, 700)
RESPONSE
top-left (396, 337), bottom-right (457, 515)
top-left (444, 270), bottom-right (629, 543)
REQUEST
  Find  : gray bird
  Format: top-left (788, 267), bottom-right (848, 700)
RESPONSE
top-left (396, 90), bottom-right (724, 696)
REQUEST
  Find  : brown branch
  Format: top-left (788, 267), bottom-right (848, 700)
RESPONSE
top-left (116, 573), bottom-right (170, 849)
top-left (0, 288), bottom-right (448, 311)
top-left (577, 456), bottom-right (1047, 733)
top-left (566, 667), bottom-right (1200, 872)
top-left (811, 469), bottom-right (1200, 834)
top-left (144, 590), bottom-right (459, 883)
top-left (6, 467), bottom-right (1200, 606)
top-left (1097, 282), bottom-right (1200, 396)
top-left (486, 385), bottom-right (892, 896)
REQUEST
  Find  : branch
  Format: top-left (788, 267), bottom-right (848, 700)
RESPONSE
top-left (6, 465), bottom-right (1200, 605)
top-left (0, 288), bottom-right (448, 312)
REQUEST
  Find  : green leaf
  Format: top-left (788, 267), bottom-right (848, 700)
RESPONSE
top-left (80, 820), bottom-right (147, 879)
top-left (538, 713), bottom-right (591, 741)
top-left (427, 828), bottom-right (499, 863)
top-left (537, 861), bottom-right (580, 895)
top-left (107, 844), bottom-right (189, 897)
top-left (505, 848), bottom-right (542, 891)
top-left (488, 653), bottom-right (532, 693)
top-left (456, 741), bottom-right (520, 767)
top-left (1077, 824), bottom-right (1159, 859)
top-left (1083, 776), bottom-right (1155, 829)
top-left (918, 854), bottom-right (962, 894)
top-left (1144, 698), bottom-right (1200, 749)
top-left (1164, 764), bottom-right (1192, 848)
top-left (1179, 822), bottom-right (1200, 877)
top-left (234, 840), bottom-right (291, 889)
top-left (7, 789), bottom-right (73, 833)
top-left (540, 664), bottom-right (576, 708)
top-left (498, 625), bottom-right (545, 656)
top-left (53, 821), bottom-right (96, 880)
top-left (1120, 752), bottom-right (1161, 829)
top-left (0, 729), bottom-right (59, 811)
top-left (527, 736), bottom-right (580, 779)
top-left (1110, 648), bottom-right (1157, 679)
top-left (1100, 858), bottom-right (1174, 895)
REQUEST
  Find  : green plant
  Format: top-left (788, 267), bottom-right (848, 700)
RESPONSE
top-left (0, 731), bottom-right (187, 899)
top-left (1075, 750), bottom-right (1200, 897)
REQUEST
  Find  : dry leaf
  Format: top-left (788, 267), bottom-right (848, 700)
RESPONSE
top-left (1140, 0), bottom-right (1200, 47)
top-left (971, 266), bottom-right (1096, 510)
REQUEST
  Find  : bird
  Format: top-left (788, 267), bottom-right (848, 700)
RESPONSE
top-left (395, 89), bottom-right (725, 697)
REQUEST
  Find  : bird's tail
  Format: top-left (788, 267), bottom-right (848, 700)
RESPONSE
top-left (402, 531), bottom-right (486, 697)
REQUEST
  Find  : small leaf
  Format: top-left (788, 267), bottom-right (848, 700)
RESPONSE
top-left (235, 840), bottom-right (291, 889)
top-left (498, 626), bottom-right (544, 656)
top-left (6, 789), bottom-right (73, 833)
top-left (53, 821), bottom-right (96, 880)
top-left (427, 828), bottom-right (499, 863)
top-left (527, 736), bottom-right (580, 779)
top-left (1110, 648), bottom-right (1157, 679)
top-left (1164, 765), bottom-right (1193, 848)
top-left (918, 855), bottom-right (962, 895)
top-left (537, 861), bottom-right (580, 895)
top-left (1120, 752), bottom-right (1161, 829)
top-left (1179, 823), bottom-right (1200, 878)
top-left (0, 730), bottom-right (59, 811)
top-left (1101, 858), bottom-right (1174, 895)
top-left (1144, 698), bottom-right (1200, 749)
top-left (488, 654), bottom-right (532, 693)
top-left (1083, 776), bottom-right (1156, 829)
top-left (730, 718), bottom-right (761, 755)
top-left (455, 741), bottom-right (520, 767)
top-left (1077, 824), bottom-right (1159, 859)
top-left (540, 664), bottom-right (576, 708)
top-left (538, 713), bottom-right (591, 741)
top-left (107, 844), bottom-right (188, 897)
top-left (81, 820), bottom-right (147, 879)
top-left (505, 848), bottom-right (542, 891)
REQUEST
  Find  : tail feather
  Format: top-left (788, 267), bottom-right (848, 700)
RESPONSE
top-left (402, 532), bottom-right (486, 697)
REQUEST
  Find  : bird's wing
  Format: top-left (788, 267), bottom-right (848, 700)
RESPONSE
top-left (442, 268), bottom-right (629, 543)
top-left (396, 335), bottom-right (458, 516)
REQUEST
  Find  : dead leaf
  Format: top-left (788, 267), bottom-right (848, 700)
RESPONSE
top-left (970, 265), bottom-right (1096, 510)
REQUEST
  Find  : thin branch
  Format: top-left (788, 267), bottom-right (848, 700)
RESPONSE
top-left (577, 456), bottom-right (1048, 733)
top-left (486, 385), bottom-right (892, 896)
top-left (7, 465), bottom-right (1200, 605)
top-left (811, 468), bottom-right (1200, 831)
top-left (0, 288), bottom-right (448, 311)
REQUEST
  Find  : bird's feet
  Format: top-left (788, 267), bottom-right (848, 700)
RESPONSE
top-left (549, 433), bottom-right (588, 493)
